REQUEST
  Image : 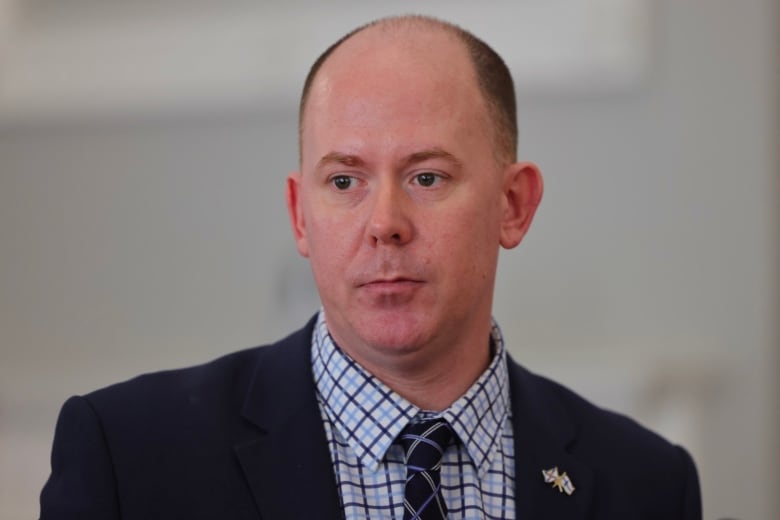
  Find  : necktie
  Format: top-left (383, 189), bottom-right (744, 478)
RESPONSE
top-left (400, 419), bottom-right (454, 520)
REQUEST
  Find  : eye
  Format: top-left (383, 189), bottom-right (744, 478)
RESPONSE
top-left (331, 175), bottom-right (354, 190)
top-left (414, 172), bottom-right (439, 187)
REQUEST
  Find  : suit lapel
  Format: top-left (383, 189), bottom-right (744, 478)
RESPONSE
top-left (232, 322), bottom-right (597, 519)
top-left (234, 319), bottom-right (342, 520)
top-left (509, 359), bottom-right (595, 520)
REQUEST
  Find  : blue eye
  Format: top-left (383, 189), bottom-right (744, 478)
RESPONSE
top-left (332, 176), bottom-right (353, 190)
top-left (415, 172), bottom-right (438, 187)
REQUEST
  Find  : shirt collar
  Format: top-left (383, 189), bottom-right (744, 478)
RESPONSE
top-left (311, 310), bottom-right (511, 476)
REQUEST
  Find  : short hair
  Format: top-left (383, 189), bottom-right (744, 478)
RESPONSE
top-left (298, 15), bottom-right (518, 165)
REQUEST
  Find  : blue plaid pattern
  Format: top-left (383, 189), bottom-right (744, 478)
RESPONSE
top-left (312, 311), bottom-right (515, 520)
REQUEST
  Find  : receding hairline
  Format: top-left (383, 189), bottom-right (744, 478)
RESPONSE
top-left (298, 15), bottom-right (518, 165)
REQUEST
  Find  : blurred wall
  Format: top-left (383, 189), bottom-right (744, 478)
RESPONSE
top-left (0, 1), bottom-right (776, 518)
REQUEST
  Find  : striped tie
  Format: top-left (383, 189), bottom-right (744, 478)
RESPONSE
top-left (400, 419), bottom-right (454, 520)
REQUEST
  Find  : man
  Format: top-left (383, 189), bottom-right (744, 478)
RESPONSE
top-left (41, 15), bottom-right (701, 519)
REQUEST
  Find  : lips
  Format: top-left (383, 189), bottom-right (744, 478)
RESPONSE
top-left (355, 276), bottom-right (425, 295)
top-left (359, 277), bottom-right (422, 288)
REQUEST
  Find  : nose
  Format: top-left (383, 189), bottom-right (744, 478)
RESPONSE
top-left (366, 181), bottom-right (413, 246)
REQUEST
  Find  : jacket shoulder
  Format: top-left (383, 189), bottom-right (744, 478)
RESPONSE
top-left (527, 367), bottom-right (682, 459)
top-left (82, 317), bottom-right (315, 437)
top-left (509, 360), bottom-right (702, 518)
top-left (41, 319), bottom-right (318, 518)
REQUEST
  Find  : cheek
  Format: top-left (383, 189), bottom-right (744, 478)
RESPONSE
top-left (433, 209), bottom-right (499, 272)
top-left (446, 196), bottom-right (502, 244)
top-left (469, 196), bottom-right (504, 256)
top-left (305, 213), bottom-right (358, 271)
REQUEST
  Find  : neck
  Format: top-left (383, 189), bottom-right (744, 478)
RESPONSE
top-left (377, 349), bottom-right (492, 410)
top-left (337, 325), bottom-right (494, 411)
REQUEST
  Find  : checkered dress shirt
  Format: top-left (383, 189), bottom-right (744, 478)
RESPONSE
top-left (312, 311), bottom-right (516, 519)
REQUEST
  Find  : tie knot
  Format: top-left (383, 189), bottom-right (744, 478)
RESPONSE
top-left (400, 419), bottom-right (453, 474)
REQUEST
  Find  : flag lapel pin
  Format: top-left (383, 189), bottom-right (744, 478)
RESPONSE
top-left (542, 466), bottom-right (575, 496)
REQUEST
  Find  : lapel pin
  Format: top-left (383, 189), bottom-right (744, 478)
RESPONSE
top-left (542, 466), bottom-right (575, 496)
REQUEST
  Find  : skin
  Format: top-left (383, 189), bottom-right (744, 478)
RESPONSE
top-left (286, 24), bottom-right (543, 410)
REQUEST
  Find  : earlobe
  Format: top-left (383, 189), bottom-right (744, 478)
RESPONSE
top-left (499, 161), bottom-right (543, 249)
top-left (285, 173), bottom-right (310, 257)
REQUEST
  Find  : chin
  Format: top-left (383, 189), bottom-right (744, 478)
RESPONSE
top-left (352, 312), bottom-right (433, 353)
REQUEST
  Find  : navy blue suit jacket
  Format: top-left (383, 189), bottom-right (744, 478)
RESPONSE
top-left (41, 317), bottom-right (701, 519)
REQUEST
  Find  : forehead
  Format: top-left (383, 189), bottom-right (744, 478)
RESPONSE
top-left (300, 26), bottom-right (492, 162)
top-left (300, 29), bottom-right (493, 165)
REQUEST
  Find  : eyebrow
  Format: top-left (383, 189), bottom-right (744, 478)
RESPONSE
top-left (316, 152), bottom-right (367, 170)
top-left (315, 147), bottom-right (462, 171)
top-left (402, 148), bottom-right (463, 169)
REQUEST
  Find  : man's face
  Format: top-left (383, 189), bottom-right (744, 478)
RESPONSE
top-left (287, 29), bottom-right (539, 372)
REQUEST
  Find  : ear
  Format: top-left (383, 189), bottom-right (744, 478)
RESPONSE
top-left (499, 161), bottom-right (543, 249)
top-left (285, 172), bottom-right (310, 257)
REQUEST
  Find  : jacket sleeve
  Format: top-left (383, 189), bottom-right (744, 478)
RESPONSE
top-left (677, 446), bottom-right (703, 520)
top-left (40, 396), bottom-right (121, 520)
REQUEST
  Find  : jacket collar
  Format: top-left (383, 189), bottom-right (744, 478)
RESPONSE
top-left (233, 318), bottom-right (596, 520)
top-left (234, 316), bottom-right (342, 520)
top-left (508, 358), bottom-right (595, 519)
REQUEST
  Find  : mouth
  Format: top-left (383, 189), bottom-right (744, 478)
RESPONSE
top-left (359, 277), bottom-right (421, 287)
top-left (357, 277), bottom-right (423, 291)
top-left (355, 276), bottom-right (425, 304)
